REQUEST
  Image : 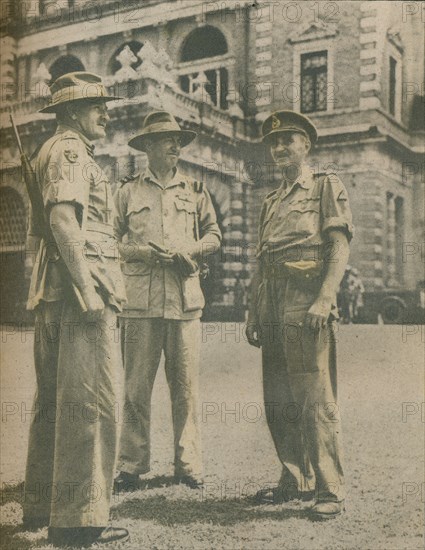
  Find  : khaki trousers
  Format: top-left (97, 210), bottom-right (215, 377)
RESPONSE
top-left (118, 318), bottom-right (202, 478)
top-left (257, 275), bottom-right (344, 502)
top-left (23, 301), bottom-right (120, 527)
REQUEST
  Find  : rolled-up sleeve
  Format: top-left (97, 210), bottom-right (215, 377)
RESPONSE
top-left (197, 187), bottom-right (222, 241)
top-left (41, 137), bottom-right (88, 214)
top-left (321, 174), bottom-right (354, 241)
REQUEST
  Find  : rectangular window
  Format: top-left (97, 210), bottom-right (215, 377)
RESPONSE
top-left (394, 196), bottom-right (404, 284)
top-left (389, 56), bottom-right (397, 116)
top-left (300, 51), bottom-right (328, 113)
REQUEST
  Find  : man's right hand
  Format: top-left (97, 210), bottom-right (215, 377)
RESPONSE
top-left (245, 323), bottom-right (261, 348)
top-left (122, 244), bottom-right (174, 265)
top-left (81, 287), bottom-right (105, 319)
top-left (151, 247), bottom-right (174, 266)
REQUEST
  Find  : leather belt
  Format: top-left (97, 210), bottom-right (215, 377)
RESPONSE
top-left (262, 261), bottom-right (323, 281)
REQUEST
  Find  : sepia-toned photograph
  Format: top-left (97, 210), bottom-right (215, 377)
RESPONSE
top-left (1, 1), bottom-right (424, 548)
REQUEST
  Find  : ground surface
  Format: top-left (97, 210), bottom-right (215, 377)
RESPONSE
top-left (1, 324), bottom-right (424, 549)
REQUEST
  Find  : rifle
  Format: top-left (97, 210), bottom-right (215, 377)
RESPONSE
top-left (10, 114), bottom-right (87, 312)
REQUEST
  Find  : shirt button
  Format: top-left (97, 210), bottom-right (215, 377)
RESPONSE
top-left (163, 209), bottom-right (168, 216)
top-left (164, 233), bottom-right (169, 239)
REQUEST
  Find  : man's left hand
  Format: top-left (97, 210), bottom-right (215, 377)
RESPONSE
top-left (172, 252), bottom-right (198, 277)
top-left (305, 297), bottom-right (333, 330)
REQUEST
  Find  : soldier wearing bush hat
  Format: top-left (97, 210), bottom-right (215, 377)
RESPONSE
top-left (246, 110), bottom-right (354, 520)
top-left (24, 72), bottom-right (129, 546)
top-left (113, 111), bottom-right (221, 492)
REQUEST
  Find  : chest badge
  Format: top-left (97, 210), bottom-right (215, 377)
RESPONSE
top-left (64, 149), bottom-right (78, 163)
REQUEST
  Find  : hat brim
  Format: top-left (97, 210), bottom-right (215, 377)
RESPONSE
top-left (128, 129), bottom-right (197, 152)
top-left (39, 96), bottom-right (123, 113)
top-left (262, 127), bottom-right (317, 145)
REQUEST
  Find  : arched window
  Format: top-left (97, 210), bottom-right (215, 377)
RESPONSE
top-left (49, 55), bottom-right (85, 82)
top-left (178, 26), bottom-right (230, 110)
top-left (181, 26), bottom-right (228, 62)
top-left (109, 41), bottom-right (143, 76)
top-left (0, 187), bottom-right (27, 248)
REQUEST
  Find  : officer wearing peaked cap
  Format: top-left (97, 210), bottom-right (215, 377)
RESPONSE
top-left (113, 111), bottom-right (221, 491)
top-left (246, 110), bottom-right (353, 520)
top-left (24, 72), bottom-right (129, 546)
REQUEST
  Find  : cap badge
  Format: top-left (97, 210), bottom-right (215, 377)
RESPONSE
top-left (272, 115), bottom-right (280, 130)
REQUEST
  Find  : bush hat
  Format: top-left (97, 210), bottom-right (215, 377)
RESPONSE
top-left (39, 71), bottom-right (121, 113)
top-left (128, 111), bottom-right (197, 152)
top-left (262, 110), bottom-right (318, 145)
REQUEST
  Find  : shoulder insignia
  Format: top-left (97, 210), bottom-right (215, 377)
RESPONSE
top-left (120, 173), bottom-right (139, 187)
top-left (192, 180), bottom-right (204, 193)
top-left (326, 173), bottom-right (340, 184)
top-left (337, 189), bottom-right (348, 201)
top-left (64, 149), bottom-right (79, 163)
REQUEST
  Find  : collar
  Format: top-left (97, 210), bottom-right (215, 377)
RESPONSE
top-left (277, 164), bottom-right (314, 198)
top-left (143, 166), bottom-right (186, 189)
top-left (297, 164), bottom-right (315, 190)
top-left (56, 124), bottom-right (95, 156)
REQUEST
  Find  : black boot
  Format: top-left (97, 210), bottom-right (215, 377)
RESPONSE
top-left (48, 526), bottom-right (129, 546)
top-left (113, 471), bottom-right (140, 493)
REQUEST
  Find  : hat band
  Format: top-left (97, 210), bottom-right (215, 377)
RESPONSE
top-left (264, 127), bottom-right (309, 140)
top-left (51, 83), bottom-right (109, 106)
top-left (140, 121), bottom-right (183, 136)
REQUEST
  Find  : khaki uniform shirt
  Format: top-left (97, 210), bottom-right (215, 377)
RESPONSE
top-left (27, 125), bottom-right (126, 311)
top-left (257, 165), bottom-right (353, 264)
top-left (113, 168), bottom-right (221, 320)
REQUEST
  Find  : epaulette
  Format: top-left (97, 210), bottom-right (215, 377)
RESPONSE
top-left (265, 189), bottom-right (278, 200)
top-left (120, 173), bottom-right (139, 187)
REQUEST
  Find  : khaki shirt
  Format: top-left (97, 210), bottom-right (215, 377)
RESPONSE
top-left (113, 168), bottom-right (221, 320)
top-left (258, 165), bottom-right (353, 264)
top-left (27, 125), bottom-right (126, 310)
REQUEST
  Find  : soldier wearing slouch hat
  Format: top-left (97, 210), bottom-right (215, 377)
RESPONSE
top-left (24, 72), bottom-right (129, 546)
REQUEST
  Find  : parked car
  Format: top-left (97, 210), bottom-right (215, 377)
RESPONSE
top-left (355, 284), bottom-right (425, 324)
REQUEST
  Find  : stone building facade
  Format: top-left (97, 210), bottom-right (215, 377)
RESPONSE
top-left (1, 0), bottom-right (424, 323)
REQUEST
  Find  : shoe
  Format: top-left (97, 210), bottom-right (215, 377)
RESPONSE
top-left (48, 526), bottom-right (129, 546)
top-left (93, 526), bottom-right (130, 545)
top-left (310, 500), bottom-right (345, 521)
top-left (22, 516), bottom-right (49, 530)
top-left (113, 471), bottom-right (139, 493)
top-left (175, 475), bottom-right (204, 489)
top-left (255, 486), bottom-right (315, 504)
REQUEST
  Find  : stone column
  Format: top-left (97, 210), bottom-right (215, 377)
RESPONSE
top-left (386, 192), bottom-right (398, 287)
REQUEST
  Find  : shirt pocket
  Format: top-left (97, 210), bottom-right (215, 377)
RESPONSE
top-left (181, 272), bottom-right (205, 312)
top-left (286, 198), bottom-right (320, 236)
top-left (122, 262), bottom-right (151, 310)
top-left (127, 199), bottom-right (154, 235)
top-left (174, 196), bottom-right (197, 236)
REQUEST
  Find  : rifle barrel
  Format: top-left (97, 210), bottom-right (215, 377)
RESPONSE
top-left (9, 114), bottom-right (24, 156)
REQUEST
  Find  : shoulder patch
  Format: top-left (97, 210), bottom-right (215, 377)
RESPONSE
top-left (63, 149), bottom-right (79, 163)
top-left (337, 189), bottom-right (348, 201)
